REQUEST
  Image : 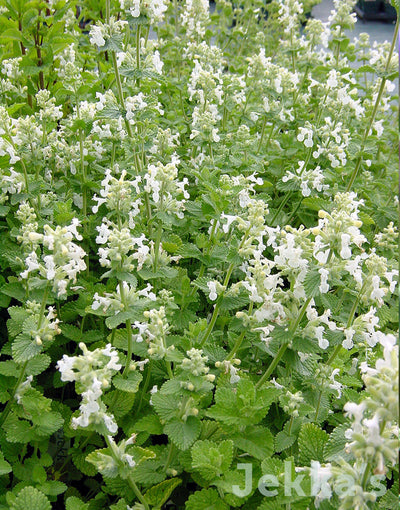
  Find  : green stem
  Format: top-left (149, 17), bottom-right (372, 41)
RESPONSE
top-left (314, 390), bottom-right (322, 422)
top-left (200, 229), bottom-right (250, 347)
top-left (165, 359), bottom-right (173, 379)
top-left (361, 462), bottom-right (372, 490)
top-left (104, 436), bottom-right (150, 509)
top-left (133, 360), bottom-right (153, 418)
top-left (164, 442), bottom-right (175, 472)
top-left (226, 301), bottom-right (253, 360)
top-left (255, 297), bottom-right (312, 389)
top-left (119, 282), bottom-right (133, 378)
top-left (127, 475), bottom-right (150, 510)
top-left (153, 223), bottom-right (162, 273)
top-left (0, 360), bottom-right (28, 427)
top-left (346, 17), bottom-right (399, 192)
top-left (327, 283), bottom-right (365, 366)
top-left (136, 25), bottom-right (141, 88)
top-left (111, 51), bottom-right (134, 139)
top-left (257, 116), bottom-right (267, 154)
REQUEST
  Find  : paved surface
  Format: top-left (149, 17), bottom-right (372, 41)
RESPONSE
top-left (312, 0), bottom-right (396, 44)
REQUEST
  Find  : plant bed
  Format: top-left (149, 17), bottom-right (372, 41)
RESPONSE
top-left (0, 0), bottom-right (398, 509)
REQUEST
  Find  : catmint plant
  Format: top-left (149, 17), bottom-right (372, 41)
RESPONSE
top-left (0, 0), bottom-right (398, 508)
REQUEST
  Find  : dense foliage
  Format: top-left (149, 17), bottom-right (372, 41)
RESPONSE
top-left (0, 0), bottom-right (398, 508)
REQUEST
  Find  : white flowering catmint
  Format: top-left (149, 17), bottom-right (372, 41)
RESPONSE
top-left (303, 300), bottom-right (337, 350)
top-left (120, 0), bottom-right (168, 24)
top-left (20, 219), bottom-right (86, 298)
top-left (57, 343), bottom-right (121, 434)
top-left (282, 161), bottom-right (329, 197)
top-left (92, 168), bottom-right (141, 215)
top-left (327, 335), bottom-right (399, 508)
top-left (215, 359), bottom-right (241, 384)
top-left (190, 103), bottom-right (221, 144)
top-left (297, 123), bottom-right (314, 148)
top-left (188, 59), bottom-right (224, 106)
top-left (16, 202), bottom-right (39, 250)
top-left (181, 0), bottom-right (210, 39)
top-left (143, 307), bottom-right (175, 360)
top-left (280, 390), bottom-right (304, 418)
top-left (35, 89), bottom-right (63, 122)
top-left (97, 223), bottom-right (150, 272)
top-left (89, 18), bottom-right (128, 49)
top-left (318, 267), bottom-right (330, 294)
top-left (92, 281), bottom-right (156, 315)
top-left (312, 192), bottom-right (366, 263)
top-left (374, 221), bottom-right (398, 252)
top-left (143, 156), bottom-right (189, 218)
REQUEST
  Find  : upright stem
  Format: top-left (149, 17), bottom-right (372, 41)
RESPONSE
top-left (226, 301), bottom-right (253, 360)
top-left (104, 436), bottom-right (150, 510)
top-left (257, 116), bottom-right (267, 154)
top-left (111, 51), bottom-right (134, 138)
top-left (127, 475), bottom-right (150, 510)
top-left (346, 18), bottom-right (399, 192)
top-left (255, 297), bottom-right (312, 389)
top-left (119, 281), bottom-right (133, 378)
top-left (164, 441), bottom-right (176, 472)
top-left (133, 360), bottom-right (153, 418)
top-left (199, 251), bottom-right (242, 348)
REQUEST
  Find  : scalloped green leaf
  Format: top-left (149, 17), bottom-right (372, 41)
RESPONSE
top-left (164, 416), bottom-right (201, 451)
top-left (10, 486), bottom-right (51, 510)
top-left (298, 423), bottom-right (328, 465)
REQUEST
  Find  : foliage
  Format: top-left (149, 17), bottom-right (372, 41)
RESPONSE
top-left (0, 0), bottom-right (398, 508)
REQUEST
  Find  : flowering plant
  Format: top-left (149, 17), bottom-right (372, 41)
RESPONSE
top-left (0, 0), bottom-right (398, 508)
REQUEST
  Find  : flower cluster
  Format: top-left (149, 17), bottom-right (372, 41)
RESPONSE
top-left (20, 219), bottom-right (86, 298)
top-left (57, 343), bottom-right (122, 434)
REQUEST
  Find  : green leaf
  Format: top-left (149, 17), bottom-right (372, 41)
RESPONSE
top-left (26, 355), bottom-right (51, 376)
top-left (378, 487), bottom-right (399, 509)
top-left (65, 497), bottom-right (89, 510)
top-left (151, 392), bottom-right (181, 422)
top-left (144, 478), bottom-right (182, 507)
top-left (134, 414), bottom-right (163, 435)
top-left (0, 453), bottom-right (12, 476)
top-left (10, 486), bottom-right (51, 510)
top-left (275, 429), bottom-right (297, 452)
top-left (232, 426), bottom-right (274, 460)
top-left (37, 481), bottom-right (67, 496)
top-left (303, 269), bottom-right (322, 298)
top-left (177, 244), bottom-right (204, 261)
top-left (12, 333), bottom-right (42, 363)
top-left (33, 411), bottom-right (64, 437)
top-left (103, 391), bottom-right (135, 419)
top-left (105, 308), bottom-right (144, 329)
top-left (4, 415), bottom-right (34, 443)
top-left (86, 448), bottom-right (118, 478)
top-left (323, 423), bottom-right (350, 462)
top-left (164, 416), bottom-right (201, 451)
top-left (113, 371), bottom-right (143, 393)
top-left (219, 293), bottom-right (249, 311)
top-left (298, 423), bottom-right (328, 465)
top-left (185, 488), bottom-right (229, 510)
top-left (72, 446), bottom-right (98, 477)
top-left (192, 439), bottom-right (233, 480)
top-left (206, 379), bottom-right (279, 427)
top-left (274, 418), bottom-right (302, 453)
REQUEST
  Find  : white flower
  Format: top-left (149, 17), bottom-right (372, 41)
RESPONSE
top-left (207, 281), bottom-right (218, 301)
top-left (89, 25), bottom-right (106, 47)
top-left (339, 233), bottom-right (352, 259)
top-left (315, 325), bottom-right (329, 350)
top-left (318, 268), bottom-right (330, 294)
top-left (342, 327), bottom-right (355, 350)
